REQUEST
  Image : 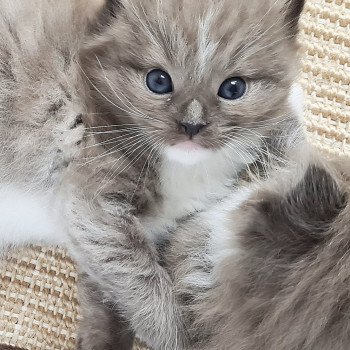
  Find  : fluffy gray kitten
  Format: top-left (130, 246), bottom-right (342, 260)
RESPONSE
top-left (3, 0), bottom-right (348, 350)
top-left (165, 155), bottom-right (350, 350)
top-left (77, 0), bottom-right (311, 349)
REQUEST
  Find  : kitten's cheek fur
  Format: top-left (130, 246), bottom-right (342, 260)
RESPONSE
top-left (164, 145), bottom-right (214, 165)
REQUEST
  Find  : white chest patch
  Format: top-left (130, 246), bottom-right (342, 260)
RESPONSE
top-left (0, 184), bottom-right (65, 250)
top-left (141, 150), bottom-right (244, 242)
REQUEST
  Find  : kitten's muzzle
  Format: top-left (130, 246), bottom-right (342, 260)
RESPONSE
top-left (180, 122), bottom-right (206, 138)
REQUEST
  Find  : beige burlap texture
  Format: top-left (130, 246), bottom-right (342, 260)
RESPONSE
top-left (1, 0), bottom-right (349, 349)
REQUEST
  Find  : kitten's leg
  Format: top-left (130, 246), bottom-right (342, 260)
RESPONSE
top-left (67, 190), bottom-right (185, 350)
top-left (77, 273), bottom-right (134, 350)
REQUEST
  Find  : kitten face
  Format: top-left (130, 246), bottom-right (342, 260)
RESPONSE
top-left (83, 0), bottom-right (302, 165)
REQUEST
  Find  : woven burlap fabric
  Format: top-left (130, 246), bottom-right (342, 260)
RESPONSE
top-left (0, 248), bottom-right (79, 350)
top-left (1, 0), bottom-right (349, 349)
top-left (299, 0), bottom-right (350, 156)
top-left (0, 248), bottom-right (146, 350)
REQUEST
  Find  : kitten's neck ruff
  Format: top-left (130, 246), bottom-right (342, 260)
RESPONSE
top-left (164, 142), bottom-right (214, 165)
top-left (141, 147), bottom-right (250, 242)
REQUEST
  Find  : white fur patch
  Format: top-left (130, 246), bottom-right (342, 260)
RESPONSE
top-left (164, 145), bottom-right (213, 165)
top-left (185, 99), bottom-right (204, 125)
top-left (142, 147), bottom-right (246, 242)
top-left (0, 185), bottom-right (66, 249)
top-left (183, 186), bottom-right (253, 289)
top-left (207, 187), bottom-right (253, 263)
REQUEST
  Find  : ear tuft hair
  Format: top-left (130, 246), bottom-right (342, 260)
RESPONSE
top-left (91, 0), bottom-right (122, 30)
top-left (103, 0), bottom-right (122, 18)
top-left (285, 0), bottom-right (305, 32)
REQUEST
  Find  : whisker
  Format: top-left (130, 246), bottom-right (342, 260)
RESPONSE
top-left (84, 125), bottom-right (158, 137)
top-left (85, 124), bottom-right (148, 130)
top-left (78, 62), bottom-right (127, 113)
top-left (84, 129), bottom-right (161, 150)
top-left (79, 134), bottom-right (149, 167)
top-left (209, 139), bottom-right (241, 179)
top-left (82, 131), bottom-right (144, 150)
top-left (222, 132), bottom-right (289, 169)
top-left (229, 0), bottom-right (282, 64)
top-left (94, 56), bottom-right (150, 119)
top-left (85, 127), bottom-right (146, 136)
top-left (93, 133), bottom-right (152, 193)
top-left (128, 0), bottom-right (163, 52)
top-left (79, 62), bottom-right (162, 126)
top-left (131, 137), bottom-right (165, 201)
top-left (94, 56), bottom-right (166, 126)
top-left (94, 136), bottom-right (156, 197)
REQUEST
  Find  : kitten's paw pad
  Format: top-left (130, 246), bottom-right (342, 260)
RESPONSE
top-left (71, 113), bottom-right (84, 129)
top-left (59, 113), bottom-right (85, 158)
top-left (51, 113), bottom-right (85, 174)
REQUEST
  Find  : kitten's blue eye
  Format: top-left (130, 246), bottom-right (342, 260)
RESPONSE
top-left (146, 69), bottom-right (173, 94)
top-left (218, 77), bottom-right (246, 100)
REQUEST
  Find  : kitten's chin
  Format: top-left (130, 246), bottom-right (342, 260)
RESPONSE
top-left (164, 141), bottom-right (213, 165)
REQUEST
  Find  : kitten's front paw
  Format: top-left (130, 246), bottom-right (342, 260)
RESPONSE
top-left (77, 304), bottom-right (134, 350)
top-left (77, 328), bottom-right (134, 350)
top-left (77, 336), bottom-right (110, 350)
top-left (77, 332), bottom-right (114, 350)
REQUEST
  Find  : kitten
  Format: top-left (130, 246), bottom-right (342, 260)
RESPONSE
top-left (0, 0), bottom-right (308, 349)
top-left (75, 0), bottom-right (307, 348)
top-left (165, 155), bottom-right (350, 350)
top-left (0, 0), bottom-right (88, 249)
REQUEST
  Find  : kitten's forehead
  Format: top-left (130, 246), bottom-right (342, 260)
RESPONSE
top-left (118, 0), bottom-right (293, 80)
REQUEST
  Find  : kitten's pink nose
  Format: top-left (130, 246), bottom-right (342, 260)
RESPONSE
top-left (180, 123), bottom-right (206, 137)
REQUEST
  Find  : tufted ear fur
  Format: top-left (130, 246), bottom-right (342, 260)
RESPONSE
top-left (93, 0), bottom-right (122, 28)
top-left (284, 0), bottom-right (306, 33)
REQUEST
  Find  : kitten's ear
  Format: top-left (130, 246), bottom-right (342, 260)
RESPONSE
top-left (101, 0), bottom-right (122, 20)
top-left (80, 0), bottom-right (122, 59)
top-left (284, 0), bottom-right (305, 33)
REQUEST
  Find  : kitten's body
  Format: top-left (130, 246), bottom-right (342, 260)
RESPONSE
top-left (142, 152), bottom-right (241, 242)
